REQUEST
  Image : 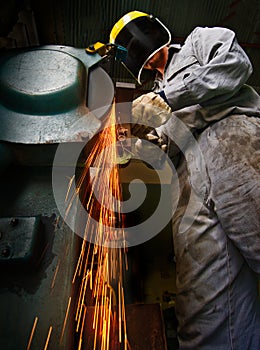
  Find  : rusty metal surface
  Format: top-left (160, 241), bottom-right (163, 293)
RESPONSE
top-left (82, 303), bottom-right (168, 350)
top-left (126, 303), bottom-right (168, 350)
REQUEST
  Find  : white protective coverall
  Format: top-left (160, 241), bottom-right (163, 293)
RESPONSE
top-left (153, 26), bottom-right (260, 349)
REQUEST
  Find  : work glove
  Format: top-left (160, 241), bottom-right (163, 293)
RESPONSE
top-left (146, 129), bottom-right (168, 153)
top-left (134, 130), bottom-right (168, 169)
top-left (131, 92), bottom-right (172, 138)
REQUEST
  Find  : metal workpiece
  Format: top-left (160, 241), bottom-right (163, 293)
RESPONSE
top-left (0, 45), bottom-right (114, 144)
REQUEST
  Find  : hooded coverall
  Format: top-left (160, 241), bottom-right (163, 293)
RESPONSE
top-left (153, 26), bottom-right (260, 349)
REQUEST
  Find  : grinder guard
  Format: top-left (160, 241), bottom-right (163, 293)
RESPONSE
top-left (0, 45), bottom-right (115, 145)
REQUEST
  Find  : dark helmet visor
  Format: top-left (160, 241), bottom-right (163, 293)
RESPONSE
top-left (114, 16), bottom-right (171, 84)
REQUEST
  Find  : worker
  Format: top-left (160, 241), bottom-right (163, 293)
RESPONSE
top-left (110, 11), bottom-right (260, 350)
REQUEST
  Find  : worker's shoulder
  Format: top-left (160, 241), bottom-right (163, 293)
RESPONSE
top-left (189, 26), bottom-right (235, 39)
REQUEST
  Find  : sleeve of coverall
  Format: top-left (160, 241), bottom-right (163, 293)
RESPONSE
top-left (164, 26), bottom-right (253, 111)
top-left (202, 115), bottom-right (260, 275)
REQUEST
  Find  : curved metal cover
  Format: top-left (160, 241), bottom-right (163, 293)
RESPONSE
top-left (0, 46), bottom-right (114, 144)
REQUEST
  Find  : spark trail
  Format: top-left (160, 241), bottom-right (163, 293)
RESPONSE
top-left (69, 102), bottom-right (130, 350)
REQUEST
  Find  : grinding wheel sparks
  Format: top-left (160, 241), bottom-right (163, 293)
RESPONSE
top-left (67, 101), bottom-right (130, 350)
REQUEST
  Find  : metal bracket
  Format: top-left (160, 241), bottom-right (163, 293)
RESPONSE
top-left (0, 216), bottom-right (43, 268)
top-left (86, 42), bottom-right (127, 62)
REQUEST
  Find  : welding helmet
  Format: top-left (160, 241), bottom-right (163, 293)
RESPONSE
top-left (110, 11), bottom-right (171, 84)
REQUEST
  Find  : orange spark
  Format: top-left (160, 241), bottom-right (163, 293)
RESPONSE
top-left (26, 316), bottom-right (38, 350)
top-left (60, 297), bottom-right (72, 344)
top-left (43, 326), bottom-right (53, 350)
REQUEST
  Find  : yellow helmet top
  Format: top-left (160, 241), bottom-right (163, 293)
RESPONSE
top-left (110, 11), bottom-right (149, 44)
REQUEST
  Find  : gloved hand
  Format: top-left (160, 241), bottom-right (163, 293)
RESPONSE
top-left (145, 129), bottom-right (168, 153)
top-left (131, 92), bottom-right (172, 138)
top-left (134, 130), bottom-right (168, 169)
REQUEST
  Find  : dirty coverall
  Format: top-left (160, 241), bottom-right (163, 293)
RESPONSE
top-left (153, 27), bottom-right (260, 349)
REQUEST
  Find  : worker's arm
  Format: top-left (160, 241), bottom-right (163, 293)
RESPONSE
top-left (163, 26), bottom-right (252, 111)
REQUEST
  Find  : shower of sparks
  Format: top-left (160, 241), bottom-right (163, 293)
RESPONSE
top-left (67, 101), bottom-right (130, 350)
